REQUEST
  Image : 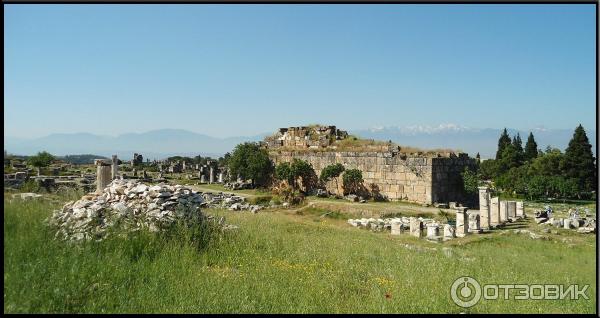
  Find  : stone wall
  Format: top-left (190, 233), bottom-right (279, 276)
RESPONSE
top-left (270, 150), bottom-right (476, 204)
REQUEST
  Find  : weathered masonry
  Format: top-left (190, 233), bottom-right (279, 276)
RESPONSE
top-left (270, 149), bottom-right (476, 204)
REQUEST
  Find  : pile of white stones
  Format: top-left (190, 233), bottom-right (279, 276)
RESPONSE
top-left (223, 181), bottom-right (253, 190)
top-left (48, 180), bottom-right (216, 241)
top-left (543, 216), bottom-right (596, 234)
top-left (535, 207), bottom-right (596, 234)
top-left (200, 192), bottom-right (263, 213)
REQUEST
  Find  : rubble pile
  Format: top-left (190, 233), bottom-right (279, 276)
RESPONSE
top-left (223, 181), bottom-right (254, 190)
top-left (539, 207), bottom-right (597, 234)
top-left (47, 180), bottom-right (236, 241)
top-left (199, 191), bottom-right (263, 213)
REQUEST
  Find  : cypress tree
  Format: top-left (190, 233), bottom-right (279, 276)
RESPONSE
top-left (524, 132), bottom-right (538, 161)
top-left (496, 128), bottom-right (512, 160)
top-left (561, 125), bottom-right (596, 192)
top-left (512, 133), bottom-right (524, 166)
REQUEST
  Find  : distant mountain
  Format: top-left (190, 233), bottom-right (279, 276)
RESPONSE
top-left (60, 154), bottom-right (109, 165)
top-left (4, 129), bottom-right (267, 160)
top-left (5, 125), bottom-right (595, 160)
top-left (350, 124), bottom-right (596, 159)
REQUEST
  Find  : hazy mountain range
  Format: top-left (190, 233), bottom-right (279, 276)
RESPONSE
top-left (4, 125), bottom-right (596, 160)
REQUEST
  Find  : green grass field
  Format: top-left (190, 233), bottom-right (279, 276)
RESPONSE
top-left (3, 192), bottom-right (596, 313)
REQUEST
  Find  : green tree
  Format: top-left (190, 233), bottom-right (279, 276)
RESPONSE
top-left (275, 162), bottom-right (294, 187)
top-left (342, 169), bottom-right (363, 195)
top-left (527, 175), bottom-right (548, 200)
top-left (556, 177), bottom-right (579, 199)
top-left (228, 142), bottom-right (273, 187)
top-left (274, 159), bottom-right (315, 191)
top-left (496, 165), bottom-right (528, 195)
top-left (461, 167), bottom-right (479, 195)
top-left (498, 144), bottom-right (519, 172)
top-left (290, 159), bottom-right (315, 191)
top-left (524, 132), bottom-right (538, 161)
top-left (319, 163), bottom-right (345, 192)
top-left (561, 124), bottom-right (596, 192)
top-left (495, 128), bottom-right (512, 160)
top-left (528, 148), bottom-right (563, 177)
top-left (512, 133), bottom-right (524, 166)
top-left (478, 159), bottom-right (499, 180)
top-left (27, 151), bottom-right (55, 176)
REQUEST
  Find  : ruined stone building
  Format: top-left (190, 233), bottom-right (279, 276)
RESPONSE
top-left (264, 125), bottom-right (477, 205)
top-left (264, 125), bottom-right (349, 149)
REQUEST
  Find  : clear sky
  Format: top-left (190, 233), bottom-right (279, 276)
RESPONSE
top-left (4, 4), bottom-right (596, 138)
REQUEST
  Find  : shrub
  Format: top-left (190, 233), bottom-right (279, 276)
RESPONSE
top-left (342, 169), bottom-right (363, 195)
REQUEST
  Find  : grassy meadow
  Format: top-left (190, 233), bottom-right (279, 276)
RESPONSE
top-left (3, 191), bottom-right (597, 313)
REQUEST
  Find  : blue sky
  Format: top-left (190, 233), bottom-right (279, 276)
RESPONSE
top-left (4, 4), bottom-right (596, 138)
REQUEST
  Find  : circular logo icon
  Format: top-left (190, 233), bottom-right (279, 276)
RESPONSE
top-left (450, 276), bottom-right (482, 308)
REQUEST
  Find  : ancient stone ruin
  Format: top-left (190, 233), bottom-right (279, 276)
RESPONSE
top-left (264, 125), bottom-right (349, 149)
top-left (264, 125), bottom-right (477, 205)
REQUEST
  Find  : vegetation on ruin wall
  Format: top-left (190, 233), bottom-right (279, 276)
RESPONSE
top-left (4, 193), bottom-right (596, 313)
top-left (471, 125), bottom-right (597, 200)
top-left (269, 134), bottom-right (460, 155)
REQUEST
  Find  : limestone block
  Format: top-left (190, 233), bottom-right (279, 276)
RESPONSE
top-left (478, 187), bottom-right (491, 229)
top-left (455, 207), bottom-right (468, 237)
top-left (409, 217), bottom-right (423, 237)
top-left (391, 222), bottom-right (403, 235)
top-left (507, 201), bottom-right (517, 218)
top-left (443, 224), bottom-right (455, 238)
top-left (426, 224), bottom-right (439, 238)
top-left (516, 201), bottom-right (524, 217)
top-left (499, 201), bottom-right (508, 223)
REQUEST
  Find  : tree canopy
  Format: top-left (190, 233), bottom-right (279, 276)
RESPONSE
top-left (495, 128), bottom-right (511, 160)
top-left (561, 124), bottom-right (596, 192)
top-left (524, 132), bottom-right (538, 161)
top-left (27, 151), bottom-right (55, 168)
top-left (342, 169), bottom-right (363, 195)
top-left (228, 142), bottom-right (273, 186)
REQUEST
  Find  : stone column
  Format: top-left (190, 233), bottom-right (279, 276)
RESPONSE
top-left (209, 167), bottom-right (215, 184)
top-left (426, 224), bottom-right (440, 239)
top-left (455, 207), bottom-right (468, 237)
top-left (478, 186), bottom-right (491, 230)
top-left (443, 224), bottom-right (455, 239)
top-left (409, 217), bottom-right (423, 238)
top-left (507, 201), bottom-right (517, 219)
top-left (95, 159), bottom-right (112, 194)
top-left (490, 197), bottom-right (500, 226)
top-left (468, 212), bottom-right (482, 233)
top-left (516, 201), bottom-right (524, 218)
top-left (111, 155), bottom-right (118, 180)
top-left (218, 172), bottom-right (224, 183)
top-left (391, 221), bottom-right (403, 235)
top-left (499, 201), bottom-right (508, 223)
top-left (200, 175), bottom-right (206, 183)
